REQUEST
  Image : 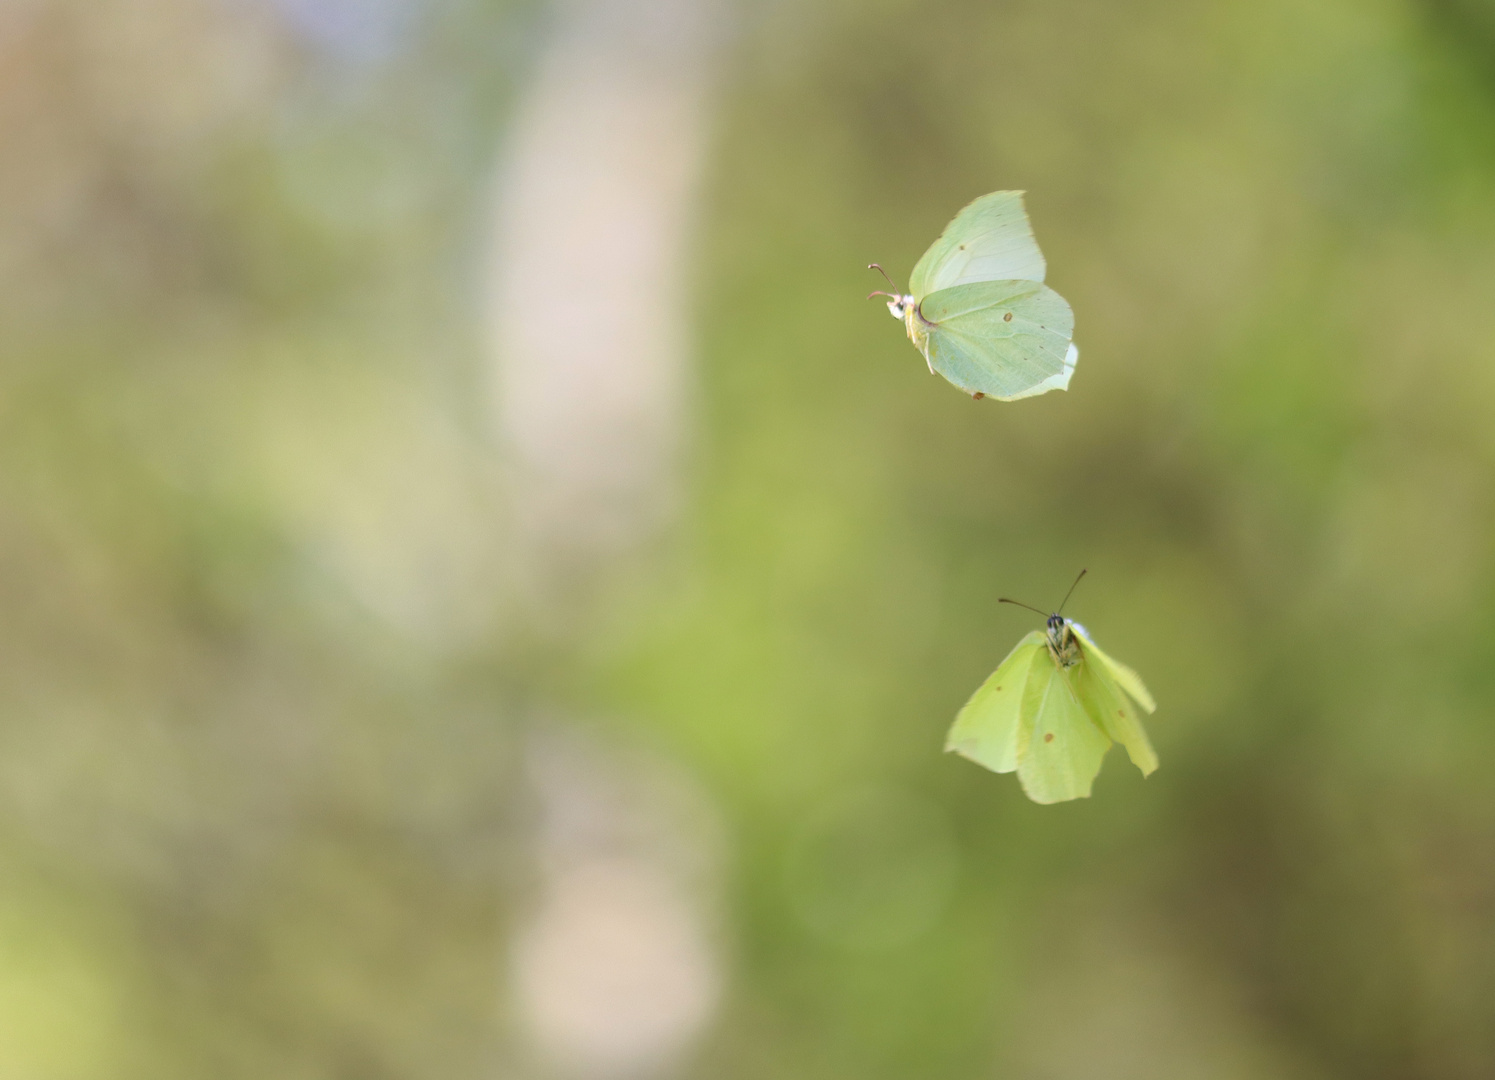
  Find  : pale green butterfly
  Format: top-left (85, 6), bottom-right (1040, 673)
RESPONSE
top-left (946, 572), bottom-right (1157, 803)
top-left (869, 190), bottom-right (1078, 401)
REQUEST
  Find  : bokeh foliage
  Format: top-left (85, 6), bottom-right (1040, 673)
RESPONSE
top-left (2, 0), bottom-right (1495, 1078)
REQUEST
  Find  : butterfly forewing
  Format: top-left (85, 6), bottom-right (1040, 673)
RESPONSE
top-left (1015, 656), bottom-right (1111, 804)
top-left (946, 632), bottom-right (1045, 774)
top-left (909, 191), bottom-right (1047, 300)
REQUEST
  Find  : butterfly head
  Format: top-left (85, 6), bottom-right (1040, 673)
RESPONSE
top-left (884, 294), bottom-right (915, 319)
top-left (866, 265), bottom-right (913, 319)
top-left (1000, 571), bottom-right (1088, 668)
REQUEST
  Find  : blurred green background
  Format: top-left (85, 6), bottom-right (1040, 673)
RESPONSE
top-left (4, 0), bottom-right (1495, 1077)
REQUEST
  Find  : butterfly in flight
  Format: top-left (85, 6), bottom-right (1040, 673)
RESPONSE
top-left (870, 190), bottom-right (1077, 401)
top-left (946, 571), bottom-right (1157, 803)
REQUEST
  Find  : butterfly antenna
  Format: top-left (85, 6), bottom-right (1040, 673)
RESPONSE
top-left (1056, 569), bottom-right (1087, 616)
top-left (867, 290), bottom-right (898, 301)
top-left (998, 597), bottom-right (1049, 617)
top-left (867, 263), bottom-right (899, 291)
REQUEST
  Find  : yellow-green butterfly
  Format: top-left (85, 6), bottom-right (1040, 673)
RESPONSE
top-left (869, 190), bottom-right (1077, 401)
top-left (946, 572), bottom-right (1157, 803)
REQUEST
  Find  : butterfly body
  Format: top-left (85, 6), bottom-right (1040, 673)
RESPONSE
top-left (884, 294), bottom-right (934, 372)
top-left (873, 191), bottom-right (1078, 401)
top-left (1045, 613), bottom-right (1082, 668)
top-left (946, 610), bottom-right (1157, 804)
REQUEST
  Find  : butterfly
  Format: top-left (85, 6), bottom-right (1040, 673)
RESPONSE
top-left (869, 190), bottom-right (1078, 401)
top-left (945, 572), bottom-right (1157, 803)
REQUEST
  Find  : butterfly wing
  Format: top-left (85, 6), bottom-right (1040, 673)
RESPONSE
top-left (945, 632), bottom-right (1046, 774)
top-left (1015, 653), bottom-right (1112, 804)
top-left (915, 281), bottom-right (1074, 399)
top-left (1002, 342), bottom-right (1078, 401)
top-left (1070, 623), bottom-right (1156, 713)
top-left (909, 191), bottom-right (1046, 301)
top-left (1072, 641), bottom-right (1158, 776)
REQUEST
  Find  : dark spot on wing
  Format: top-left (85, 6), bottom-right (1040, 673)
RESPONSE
top-left (1044, 733), bottom-right (1054, 743)
top-left (959, 244), bottom-right (967, 250)
top-left (995, 686), bottom-right (1002, 691)
top-left (1003, 312), bottom-right (1013, 322)
top-left (1118, 710), bottom-right (1126, 717)
top-left (972, 392), bottom-right (984, 400)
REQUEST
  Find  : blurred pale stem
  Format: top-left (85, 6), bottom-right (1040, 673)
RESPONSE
top-left (486, 0), bottom-right (729, 1076)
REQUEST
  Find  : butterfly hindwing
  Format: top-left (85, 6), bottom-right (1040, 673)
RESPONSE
top-left (915, 281), bottom-right (1073, 399)
top-left (945, 632), bottom-right (1045, 774)
top-left (909, 190), bottom-right (1047, 300)
top-left (1004, 342), bottom-right (1078, 401)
